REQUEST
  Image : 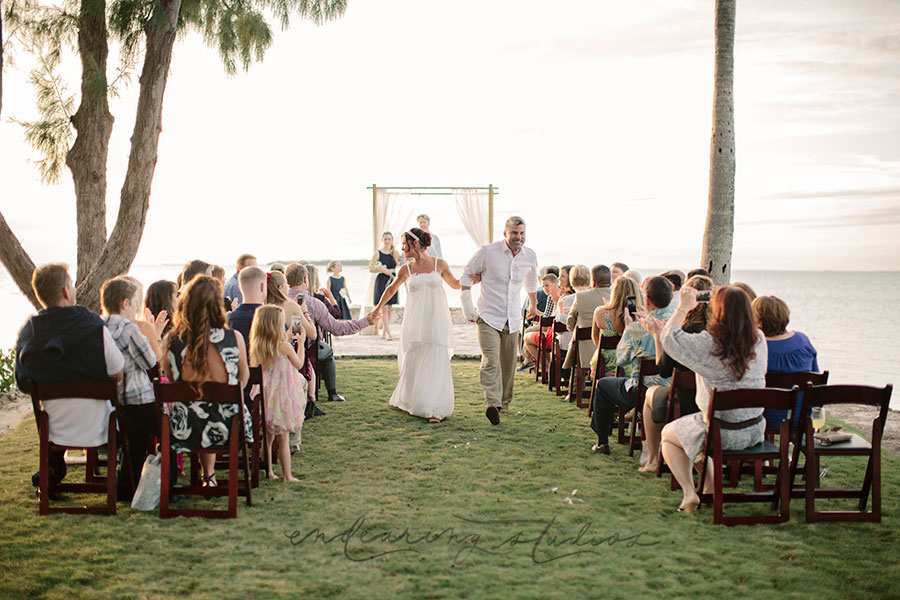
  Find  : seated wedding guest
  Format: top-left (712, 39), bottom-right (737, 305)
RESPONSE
top-left (554, 265), bottom-right (590, 387)
top-left (611, 262), bottom-right (629, 283)
top-left (661, 270), bottom-right (685, 311)
top-left (417, 214), bottom-right (444, 259)
top-left (559, 265), bottom-right (575, 296)
top-left (285, 262), bottom-right (307, 301)
top-left (100, 276), bottom-right (162, 495)
top-left (161, 275), bottom-right (251, 487)
top-left (308, 264), bottom-right (341, 319)
top-left (563, 265), bottom-right (611, 391)
top-left (270, 262), bottom-right (285, 273)
top-left (732, 282), bottom-right (756, 301)
top-left (590, 275), bottom-right (642, 379)
top-left (15, 263), bottom-right (125, 491)
top-left (658, 285), bottom-right (767, 513)
top-left (638, 274), bottom-right (713, 473)
top-left (687, 268), bottom-right (711, 279)
top-left (752, 295), bottom-right (819, 429)
top-left (180, 260), bottom-right (212, 290)
top-left (224, 253), bottom-right (257, 306)
top-left (227, 266), bottom-right (266, 353)
top-left (521, 273), bottom-right (562, 371)
top-left (211, 265), bottom-right (226, 286)
top-left (326, 261), bottom-right (353, 320)
top-left (145, 280), bottom-right (177, 337)
top-left (623, 269), bottom-right (642, 285)
top-left (589, 275), bottom-right (673, 454)
top-left (293, 264), bottom-right (375, 403)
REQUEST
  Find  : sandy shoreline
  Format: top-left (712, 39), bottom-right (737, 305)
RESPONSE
top-left (3, 384), bottom-right (897, 455)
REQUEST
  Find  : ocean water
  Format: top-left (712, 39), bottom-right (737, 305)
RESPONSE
top-left (2, 265), bottom-right (898, 409)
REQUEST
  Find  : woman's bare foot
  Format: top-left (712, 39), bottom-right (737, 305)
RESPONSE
top-left (677, 491), bottom-right (701, 513)
top-left (284, 475), bottom-right (300, 482)
top-left (267, 472), bottom-right (280, 480)
top-left (428, 417), bottom-right (441, 423)
top-left (638, 461), bottom-right (659, 473)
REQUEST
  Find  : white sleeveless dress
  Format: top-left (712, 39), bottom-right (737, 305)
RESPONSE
top-left (389, 261), bottom-right (455, 420)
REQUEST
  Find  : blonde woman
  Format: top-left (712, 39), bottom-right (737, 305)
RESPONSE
top-left (591, 275), bottom-right (643, 377)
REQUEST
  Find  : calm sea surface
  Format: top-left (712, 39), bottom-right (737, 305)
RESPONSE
top-left (2, 265), bottom-right (898, 409)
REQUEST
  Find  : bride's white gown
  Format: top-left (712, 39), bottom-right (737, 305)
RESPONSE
top-left (389, 262), bottom-right (454, 420)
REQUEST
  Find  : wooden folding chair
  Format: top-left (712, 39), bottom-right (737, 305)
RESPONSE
top-left (745, 371), bottom-right (830, 491)
top-left (570, 327), bottom-right (595, 409)
top-left (587, 334), bottom-right (622, 418)
top-left (626, 358), bottom-right (658, 457)
top-left (535, 316), bottom-right (554, 384)
top-left (657, 368), bottom-right (696, 490)
top-left (549, 322), bottom-right (569, 396)
top-left (247, 366), bottom-right (269, 489)
top-left (29, 379), bottom-right (121, 516)
top-left (790, 383), bottom-right (893, 523)
top-left (155, 381), bottom-right (252, 519)
top-left (697, 386), bottom-right (800, 525)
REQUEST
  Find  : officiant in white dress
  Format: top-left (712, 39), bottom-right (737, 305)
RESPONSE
top-left (373, 228), bottom-right (461, 422)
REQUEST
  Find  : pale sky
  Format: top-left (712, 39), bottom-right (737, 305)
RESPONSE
top-left (1, 0), bottom-right (899, 271)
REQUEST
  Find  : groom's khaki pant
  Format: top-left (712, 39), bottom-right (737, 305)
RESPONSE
top-left (477, 318), bottom-right (519, 410)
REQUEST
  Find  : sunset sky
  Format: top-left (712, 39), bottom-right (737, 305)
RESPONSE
top-left (1, 0), bottom-right (898, 271)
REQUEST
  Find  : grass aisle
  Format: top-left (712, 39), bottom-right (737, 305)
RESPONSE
top-left (1, 359), bottom-right (898, 599)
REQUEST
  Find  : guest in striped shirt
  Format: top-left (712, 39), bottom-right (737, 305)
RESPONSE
top-left (520, 273), bottom-right (562, 373)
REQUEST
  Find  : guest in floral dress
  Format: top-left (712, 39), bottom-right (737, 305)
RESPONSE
top-left (162, 275), bottom-right (250, 488)
top-left (655, 285), bottom-right (768, 513)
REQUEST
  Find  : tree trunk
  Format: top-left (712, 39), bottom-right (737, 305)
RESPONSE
top-left (66, 0), bottom-right (114, 286)
top-left (75, 0), bottom-right (183, 311)
top-left (0, 212), bottom-right (40, 309)
top-left (700, 0), bottom-right (736, 286)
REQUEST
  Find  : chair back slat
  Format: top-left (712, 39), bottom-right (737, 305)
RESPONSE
top-left (598, 335), bottom-right (621, 351)
top-left (30, 379), bottom-right (118, 402)
top-left (247, 366), bottom-right (263, 387)
top-left (707, 386), bottom-right (799, 416)
top-left (574, 326), bottom-right (592, 342)
top-left (154, 381), bottom-right (242, 405)
top-left (765, 370), bottom-right (829, 389)
top-left (553, 322), bottom-right (568, 333)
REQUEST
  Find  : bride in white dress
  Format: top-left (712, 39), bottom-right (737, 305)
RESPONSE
top-left (373, 228), bottom-right (461, 422)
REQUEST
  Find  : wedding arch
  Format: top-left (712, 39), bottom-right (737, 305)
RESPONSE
top-left (363, 185), bottom-right (498, 316)
top-left (367, 185), bottom-right (498, 253)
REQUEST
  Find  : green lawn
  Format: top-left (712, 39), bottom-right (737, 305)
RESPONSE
top-left (1, 359), bottom-right (898, 599)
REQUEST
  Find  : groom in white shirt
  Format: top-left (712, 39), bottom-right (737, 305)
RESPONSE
top-left (461, 216), bottom-right (540, 425)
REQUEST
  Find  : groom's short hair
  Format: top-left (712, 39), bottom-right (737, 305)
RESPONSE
top-left (505, 216), bottom-right (525, 230)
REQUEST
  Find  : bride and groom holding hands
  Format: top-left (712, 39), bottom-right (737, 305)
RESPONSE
top-left (371, 216), bottom-right (540, 425)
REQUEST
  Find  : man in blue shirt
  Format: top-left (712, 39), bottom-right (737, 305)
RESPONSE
top-left (224, 253), bottom-right (257, 306)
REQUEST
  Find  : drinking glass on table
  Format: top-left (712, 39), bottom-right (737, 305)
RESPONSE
top-left (810, 407), bottom-right (826, 433)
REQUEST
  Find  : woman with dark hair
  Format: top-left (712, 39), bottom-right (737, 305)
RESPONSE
top-left (161, 275), bottom-right (251, 487)
top-left (145, 280), bottom-right (177, 336)
top-left (371, 232), bottom-right (402, 340)
top-left (373, 227), bottom-right (461, 422)
top-left (638, 274), bottom-right (713, 473)
top-left (655, 285), bottom-right (767, 513)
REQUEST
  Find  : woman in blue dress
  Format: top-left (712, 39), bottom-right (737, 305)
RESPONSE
top-left (752, 295), bottom-right (820, 429)
top-left (371, 232), bottom-right (401, 340)
top-left (327, 261), bottom-right (353, 320)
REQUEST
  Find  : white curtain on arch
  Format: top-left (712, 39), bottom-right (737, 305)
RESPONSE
top-left (453, 188), bottom-right (491, 248)
top-left (366, 189), bottom-right (413, 309)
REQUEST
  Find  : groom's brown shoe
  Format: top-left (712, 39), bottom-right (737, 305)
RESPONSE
top-left (485, 406), bottom-right (500, 425)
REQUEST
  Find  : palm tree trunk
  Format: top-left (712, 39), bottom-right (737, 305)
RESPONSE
top-left (700, 0), bottom-right (736, 286)
top-left (75, 0), bottom-right (183, 311)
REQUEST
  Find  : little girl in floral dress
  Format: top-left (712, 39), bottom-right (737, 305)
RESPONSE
top-left (249, 305), bottom-right (307, 482)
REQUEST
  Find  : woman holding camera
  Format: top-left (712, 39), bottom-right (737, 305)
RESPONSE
top-left (654, 285), bottom-right (768, 513)
top-left (590, 275), bottom-right (642, 377)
